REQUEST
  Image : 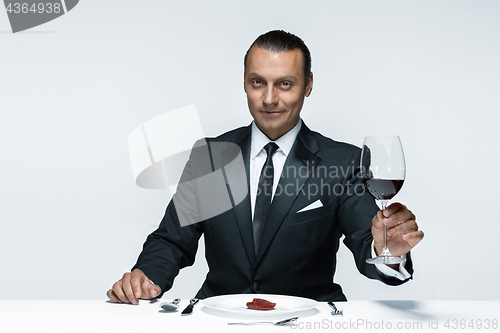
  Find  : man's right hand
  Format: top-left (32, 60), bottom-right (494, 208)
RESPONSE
top-left (107, 269), bottom-right (161, 305)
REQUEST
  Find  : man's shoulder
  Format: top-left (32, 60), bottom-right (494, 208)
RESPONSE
top-left (206, 125), bottom-right (251, 144)
top-left (302, 125), bottom-right (361, 157)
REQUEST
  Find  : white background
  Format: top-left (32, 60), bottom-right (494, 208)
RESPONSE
top-left (1, 0), bottom-right (499, 301)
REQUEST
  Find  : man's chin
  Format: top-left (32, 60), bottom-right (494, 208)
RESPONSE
top-left (257, 124), bottom-right (289, 140)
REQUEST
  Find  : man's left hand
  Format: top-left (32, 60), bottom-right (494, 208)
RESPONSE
top-left (372, 202), bottom-right (424, 258)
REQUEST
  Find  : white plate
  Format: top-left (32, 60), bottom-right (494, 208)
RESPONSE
top-left (201, 294), bottom-right (319, 319)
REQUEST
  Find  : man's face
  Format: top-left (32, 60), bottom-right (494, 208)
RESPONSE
top-left (244, 46), bottom-right (313, 141)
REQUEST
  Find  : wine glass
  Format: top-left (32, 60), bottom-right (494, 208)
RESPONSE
top-left (360, 136), bottom-right (405, 264)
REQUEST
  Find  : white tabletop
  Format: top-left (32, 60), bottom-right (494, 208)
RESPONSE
top-left (1, 298), bottom-right (499, 333)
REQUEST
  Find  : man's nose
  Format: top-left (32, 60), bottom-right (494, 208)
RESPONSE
top-left (263, 86), bottom-right (278, 106)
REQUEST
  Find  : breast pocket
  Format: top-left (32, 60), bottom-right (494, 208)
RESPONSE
top-left (288, 202), bottom-right (333, 225)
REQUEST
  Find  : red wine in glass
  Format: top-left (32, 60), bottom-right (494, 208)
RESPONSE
top-left (361, 136), bottom-right (406, 264)
top-left (362, 179), bottom-right (404, 200)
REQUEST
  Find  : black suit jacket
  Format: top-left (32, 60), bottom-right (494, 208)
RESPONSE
top-left (133, 122), bottom-right (413, 301)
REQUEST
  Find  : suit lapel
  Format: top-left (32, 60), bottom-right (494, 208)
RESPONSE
top-left (255, 124), bottom-right (321, 263)
top-left (220, 126), bottom-right (256, 268)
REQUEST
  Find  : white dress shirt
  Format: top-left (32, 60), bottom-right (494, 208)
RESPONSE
top-left (250, 120), bottom-right (302, 218)
top-left (249, 119), bottom-right (410, 280)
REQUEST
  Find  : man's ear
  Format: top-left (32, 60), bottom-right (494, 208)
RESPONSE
top-left (305, 72), bottom-right (313, 97)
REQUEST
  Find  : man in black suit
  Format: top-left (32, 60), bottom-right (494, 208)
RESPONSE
top-left (107, 30), bottom-right (424, 305)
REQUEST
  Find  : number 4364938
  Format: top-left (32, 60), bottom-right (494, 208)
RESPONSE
top-left (5, 2), bottom-right (62, 14)
top-left (443, 319), bottom-right (498, 330)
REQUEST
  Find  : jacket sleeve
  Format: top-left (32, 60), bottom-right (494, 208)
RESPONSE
top-left (131, 141), bottom-right (206, 297)
top-left (132, 201), bottom-right (203, 297)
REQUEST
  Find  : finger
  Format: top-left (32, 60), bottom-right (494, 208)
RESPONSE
top-left (140, 277), bottom-right (161, 299)
top-left (148, 284), bottom-right (161, 299)
top-left (383, 202), bottom-right (406, 217)
top-left (387, 220), bottom-right (418, 236)
top-left (372, 210), bottom-right (386, 229)
top-left (402, 230), bottom-right (424, 247)
top-left (383, 208), bottom-right (416, 228)
top-left (130, 271), bottom-right (143, 301)
top-left (106, 289), bottom-right (122, 303)
top-left (121, 273), bottom-right (137, 305)
top-left (141, 277), bottom-right (154, 299)
top-left (111, 280), bottom-right (129, 303)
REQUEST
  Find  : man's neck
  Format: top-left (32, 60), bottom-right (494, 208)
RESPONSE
top-left (251, 119), bottom-right (302, 158)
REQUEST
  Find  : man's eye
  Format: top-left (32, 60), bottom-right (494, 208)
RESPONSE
top-left (280, 81), bottom-right (292, 88)
top-left (252, 79), bottom-right (263, 86)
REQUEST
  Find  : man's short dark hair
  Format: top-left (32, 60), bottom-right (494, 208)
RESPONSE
top-left (244, 30), bottom-right (312, 81)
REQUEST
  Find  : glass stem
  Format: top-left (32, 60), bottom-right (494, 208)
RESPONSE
top-left (380, 200), bottom-right (391, 256)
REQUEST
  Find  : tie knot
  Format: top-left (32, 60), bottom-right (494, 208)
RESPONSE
top-left (264, 142), bottom-right (279, 157)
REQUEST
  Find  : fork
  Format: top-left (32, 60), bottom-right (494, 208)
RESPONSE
top-left (228, 317), bottom-right (298, 326)
top-left (327, 301), bottom-right (344, 316)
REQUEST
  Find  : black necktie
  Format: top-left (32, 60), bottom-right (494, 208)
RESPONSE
top-left (253, 142), bottom-right (279, 255)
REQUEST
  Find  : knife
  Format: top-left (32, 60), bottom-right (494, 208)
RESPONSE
top-left (181, 298), bottom-right (199, 315)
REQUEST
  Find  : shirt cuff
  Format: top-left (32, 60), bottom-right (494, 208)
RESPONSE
top-left (371, 240), bottom-right (411, 281)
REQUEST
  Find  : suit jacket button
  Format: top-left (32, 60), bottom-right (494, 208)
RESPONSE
top-left (252, 282), bottom-right (260, 291)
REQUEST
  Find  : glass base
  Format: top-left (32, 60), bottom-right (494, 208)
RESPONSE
top-left (366, 255), bottom-right (404, 265)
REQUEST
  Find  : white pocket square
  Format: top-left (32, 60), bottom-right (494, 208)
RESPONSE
top-left (297, 199), bottom-right (323, 213)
